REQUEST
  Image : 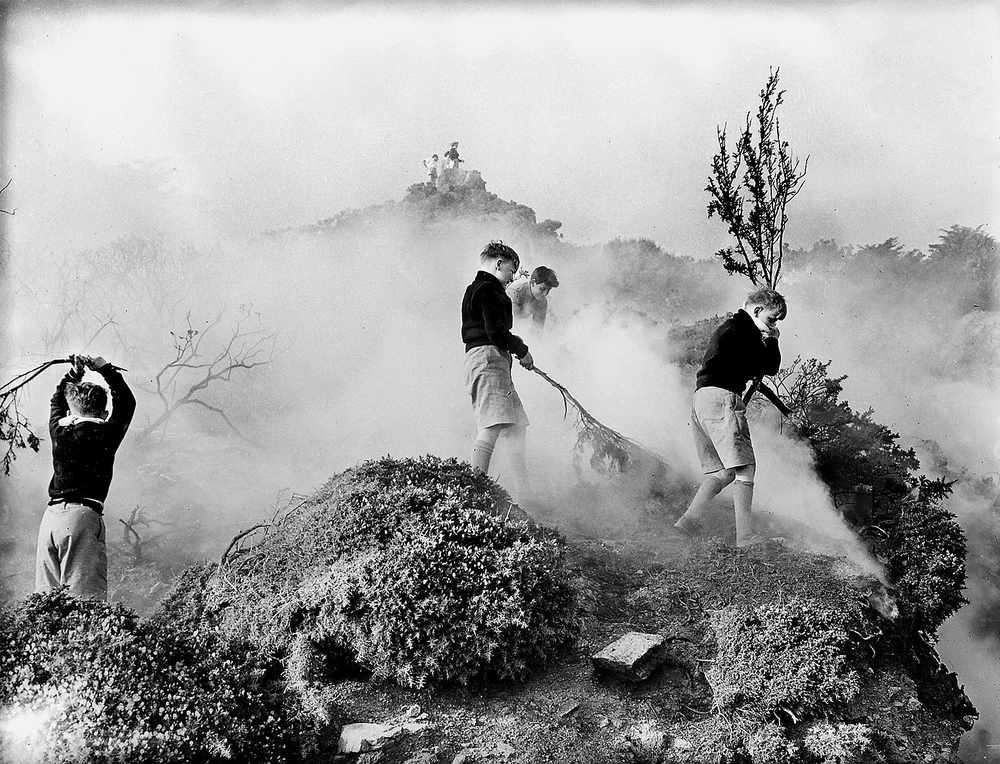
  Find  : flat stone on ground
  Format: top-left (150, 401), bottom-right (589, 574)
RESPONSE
top-left (337, 722), bottom-right (403, 753)
top-left (592, 631), bottom-right (668, 681)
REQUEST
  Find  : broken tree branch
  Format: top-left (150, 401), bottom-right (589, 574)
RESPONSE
top-left (531, 366), bottom-right (669, 477)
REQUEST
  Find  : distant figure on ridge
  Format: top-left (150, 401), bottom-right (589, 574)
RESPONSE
top-left (423, 153), bottom-right (439, 185)
top-left (445, 142), bottom-right (463, 169)
top-left (673, 288), bottom-right (786, 547)
top-left (461, 241), bottom-right (535, 502)
top-left (507, 266), bottom-right (560, 331)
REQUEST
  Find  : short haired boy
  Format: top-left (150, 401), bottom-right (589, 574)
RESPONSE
top-left (673, 288), bottom-right (786, 547)
top-left (507, 266), bottom-right (559, 331)
top-left (461, 241), bottom-right (535, 498)
top-left (36, 354), bottom-right (136, 600)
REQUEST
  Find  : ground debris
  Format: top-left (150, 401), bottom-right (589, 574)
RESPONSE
top-left (592, 631), bottom-right (668, 681)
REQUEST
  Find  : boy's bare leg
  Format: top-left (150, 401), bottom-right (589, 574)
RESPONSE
top-left (675, 469), bottom-right (735, 532)
top-left (505, 424), bottom-right (530, 503)
top-left (732, 465), bottom-right (758, 546)
top-left (471, 424), bottom-right (505, 473)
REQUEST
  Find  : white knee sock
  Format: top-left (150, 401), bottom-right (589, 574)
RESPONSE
top-left (471, 439), bottom-right (496, 473)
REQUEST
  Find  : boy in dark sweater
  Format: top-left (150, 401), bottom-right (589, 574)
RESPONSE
top-left (36, 353), bottom-right (136, 600)
top-left (673, 288), bottom-right (785, 547)
top-left (462, 241), bottom-right (535, 495)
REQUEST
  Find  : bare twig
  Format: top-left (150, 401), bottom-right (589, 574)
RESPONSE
top-left (220, 523), bottom-right (270, 567)
top-left (0, 359), bottom-right (72, 475)
top-left (137, 312), bottom-right (273, 443)
top-left (0, 177), bottom-right (14, 215)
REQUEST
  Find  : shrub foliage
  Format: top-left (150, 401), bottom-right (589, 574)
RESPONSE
top-left (801, 722), bottom-right (883, 764)
top-left (706, 596), bottom-right (869, 735)
top-left (884, 479), bottom-right (968, 633)
top-left (0, 589), bottom-right (296, 763)
top-left (162, 455), bottom-right (580, 689)
top-left (766, 357), bottom-right (967, 633)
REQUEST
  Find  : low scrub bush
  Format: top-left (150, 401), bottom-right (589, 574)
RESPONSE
top-left (0, 589), bottom-right (297, 763)
top-left (746, 723), bottom-right (800, 764)
top-left (706, 596), bottom-right (869, 735)
top-left (801, 722), bottom-right (882, 763)
top-left (162, 455), bottom-right (580, 689)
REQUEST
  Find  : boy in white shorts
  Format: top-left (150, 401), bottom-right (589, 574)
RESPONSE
top-left (460, 241), bottom-right (536, 497)
top-left (673, 288), bottom-right (786, 547)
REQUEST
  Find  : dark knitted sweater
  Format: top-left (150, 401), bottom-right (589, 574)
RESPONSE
top-left (48, 366), bottom-right (136, 512)
top-left (695, 309), bottom-right (781, 395)
top-left (461, 271), bottom-right (529, 358)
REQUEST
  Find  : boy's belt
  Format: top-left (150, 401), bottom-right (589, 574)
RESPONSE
top-left (48, 497), bottom-right (104, 515)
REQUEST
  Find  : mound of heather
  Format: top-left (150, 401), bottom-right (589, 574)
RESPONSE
top-left (161, 455), bottom-right (579, 689)
top-left (0, 590), bottom-right (297, 763)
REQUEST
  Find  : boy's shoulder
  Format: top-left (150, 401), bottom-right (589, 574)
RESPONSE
top-left (716, 310), bottom-right (751, 333)
top-left (506, 279), bottom-right (531, 302)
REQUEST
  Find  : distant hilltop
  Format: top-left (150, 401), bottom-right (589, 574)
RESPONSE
top-left (434, 166), bottom-right (486, 192)
top-left (260, 170), bottom-right (563, 243)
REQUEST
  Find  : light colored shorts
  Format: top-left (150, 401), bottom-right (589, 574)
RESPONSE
top-left (691, 386), bottom-right (755, 474)
top-left (464, 345), bottom-right (529, 430)
top-left (35, 501), bottom-right (108, 601)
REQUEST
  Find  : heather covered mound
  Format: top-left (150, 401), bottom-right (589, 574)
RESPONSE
top-left (0, 589), bottom-right (298, 763)
top-left (161, 456), bottom-right (580, 690)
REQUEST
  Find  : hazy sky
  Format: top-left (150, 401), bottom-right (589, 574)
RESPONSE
top-left (5, 3), bottom-right (999, 256)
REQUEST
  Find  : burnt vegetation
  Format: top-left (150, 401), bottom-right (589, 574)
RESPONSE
top-left (0, 91), bottom-right (995, 758)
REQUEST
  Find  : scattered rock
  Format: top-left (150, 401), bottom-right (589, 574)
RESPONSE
top-left (906, 696), bottom-right (923, 711)
top-left (672, 737), bottom-right (694, 752)
top-left (597, 715), bottom-right (611, 729)
top-left (592, 632), bottom-right (668, 681)
top-left (629, 722), bottom-right (667, 751)
top-left (403, 752), bottom-right (435, 764)
top-left (888, 685), bottom-right (904, 698)
top-left (403, 704), bottom-right (422, 718)
top-left (558, 700), bottom-right (580, 717)
top-left (494, 741), bottom-right (516, 758)
top-left (337, 721), bottom-right (430, 754)
top-left (452, 748), bottom-right (485, 764)
top-left (338, 723), bottom-right (402, 753)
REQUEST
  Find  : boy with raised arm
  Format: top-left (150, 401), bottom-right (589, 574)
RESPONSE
top-left (36, 353), bottom-right (136, 600)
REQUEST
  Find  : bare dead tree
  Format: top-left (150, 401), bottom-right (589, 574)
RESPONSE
top-left (117, 503), bottom-right (178, 562)
top-left (0, 178), bottom-right (14, 216)
top-left (136, 310), bottom-right (274, 444)
top-left (26, 235), bottom-right (192, 365)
